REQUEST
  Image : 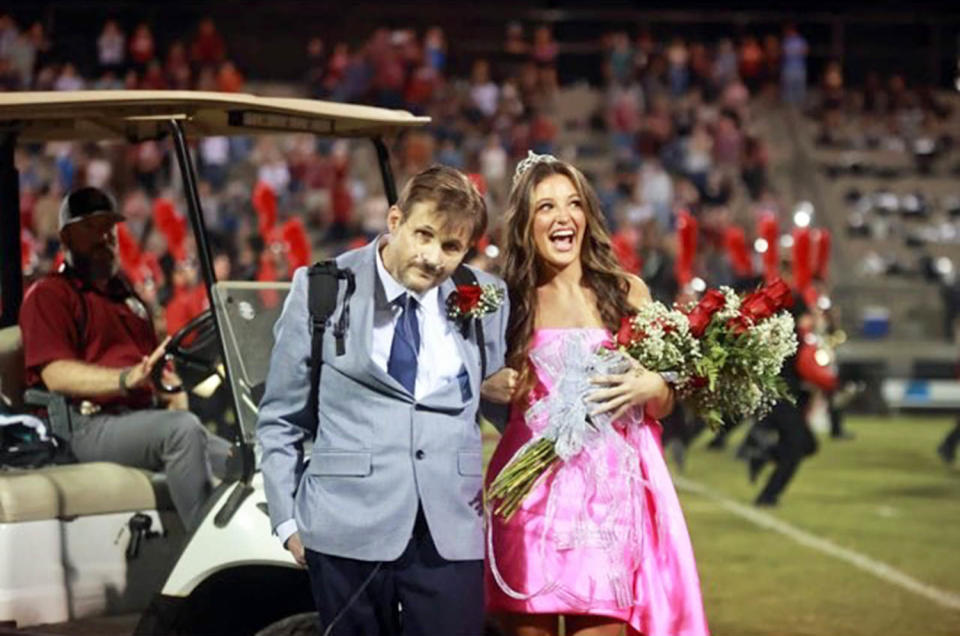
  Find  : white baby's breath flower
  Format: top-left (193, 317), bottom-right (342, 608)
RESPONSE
top-left (716, 286), bottom-right (742, 321)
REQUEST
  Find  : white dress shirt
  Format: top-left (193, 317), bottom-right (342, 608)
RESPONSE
top-left (372, 237), bottom-right (465, 400)
top-left (276, 237), bottom-right (466, 547)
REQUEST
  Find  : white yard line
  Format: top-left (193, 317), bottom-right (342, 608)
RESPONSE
top-left (674, 475), bottom-right (960, 612)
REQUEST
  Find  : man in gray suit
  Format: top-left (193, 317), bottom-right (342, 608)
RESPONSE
top-left (257, 166), bottom-right (512, 636)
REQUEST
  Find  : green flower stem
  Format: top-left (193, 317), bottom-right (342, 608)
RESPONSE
top-left (488, 439), bottom-right (560, 520)
top-left (490, 440), bottom-right (552, 486)
top-left (508, 461), bottom-right (553, 494)
top-left (490, 449), bottom-right (552, 495)
top-left (493, 460), bottom-right (559, 520)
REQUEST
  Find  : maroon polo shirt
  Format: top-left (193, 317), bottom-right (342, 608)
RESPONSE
top-left (19, 272), bottom-right (158, 410)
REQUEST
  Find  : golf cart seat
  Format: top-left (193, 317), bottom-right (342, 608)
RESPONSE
top-left (0, 461), bottom-right (170, 523)
top-left (0, 325), bottom-right (177, 627)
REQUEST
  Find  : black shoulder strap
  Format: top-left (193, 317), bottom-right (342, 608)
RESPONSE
top-left (452, 264), bottom-right (487, 380)
top-left (306, 260), bottom-right (355, 428)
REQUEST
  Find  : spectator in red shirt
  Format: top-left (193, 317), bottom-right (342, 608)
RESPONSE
top-left (128, 23), bottom-right (155, 71)
top-left (164, 260), bottom-right (209, 336)
top-left (19, 187), bottom-right (230, 530)
top-left (190, 18), bottom-right (226, 68)
top-left (216, 60), bottom-right (244, 93)
top-left (739, 35), bottom-right (764, 91)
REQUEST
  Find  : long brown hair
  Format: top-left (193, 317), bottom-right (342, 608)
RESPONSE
top-left (502, 159), bottom-right (634, 399)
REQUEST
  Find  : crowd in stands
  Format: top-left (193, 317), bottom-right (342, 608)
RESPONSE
top-left (0, 16), bottom-right (243, 93)
top-left (814, 66), bottom-right (954, 154)
top-left (8, 11), bottom-right (939, 339)
top-left (805, 43), bottom-right (960, 337)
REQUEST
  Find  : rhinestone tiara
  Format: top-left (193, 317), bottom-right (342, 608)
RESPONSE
top-left (512, 149), bottom-right (559, 185)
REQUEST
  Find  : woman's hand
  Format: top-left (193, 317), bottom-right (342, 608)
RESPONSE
top-left (481, 367), bottom-right (520, 404)
top-left (587, 359), bottom-right (673, 421)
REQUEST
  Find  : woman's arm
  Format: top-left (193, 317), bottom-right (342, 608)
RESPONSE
top-left (588, 275), bottom-right (675, 419)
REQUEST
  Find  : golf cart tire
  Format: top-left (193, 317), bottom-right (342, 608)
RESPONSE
top-left (135, 565), bottom-right (314, 636)
top-left (255, 612), bottom-right (320, 636)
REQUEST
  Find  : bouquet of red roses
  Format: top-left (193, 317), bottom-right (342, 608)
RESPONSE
top-left (616, 277), bottom-right (798, 430)
top-left (487, 278), bottom-right (798, 520)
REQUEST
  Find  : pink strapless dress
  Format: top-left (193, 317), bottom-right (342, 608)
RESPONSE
top-left (485, 328), bottom-right (709, 636)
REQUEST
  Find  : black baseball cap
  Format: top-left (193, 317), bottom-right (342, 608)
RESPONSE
top-left (58, 187), bottom-right (124, 231)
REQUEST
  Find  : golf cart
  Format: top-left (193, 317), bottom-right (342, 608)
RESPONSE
top-left (0, 91), bottom-right (428, 635)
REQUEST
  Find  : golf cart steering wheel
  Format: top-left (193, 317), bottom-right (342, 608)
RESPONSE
top-left (152, 310), bottom-right (220, 394)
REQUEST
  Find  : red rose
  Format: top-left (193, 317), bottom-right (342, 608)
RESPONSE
top-left (761, 278), bottom-right (794, 311)
top-left (726, 289), bottom-right (777, 334)
top-left (740, 290), bottom-right (778, 323)
top-left (727, 315), bottom-right (751, 334)
top-left (616, 315), bottom-right (648, 347)
top-left (687, 312), bottom-right (710, 338)
top-left (690, 375), bottom-right (709, 389)
top-left (686, 289), bottom-right (726, 338)
top-left (456, 285), bottom-right (483, 314)
top-left (617, 316), bottom-right (636, 347)
top-left (700, 289), bottom-right (727, 313)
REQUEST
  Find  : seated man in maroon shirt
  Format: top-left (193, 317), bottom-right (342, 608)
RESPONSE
top-left (19, 187), bottom-right (231, 530)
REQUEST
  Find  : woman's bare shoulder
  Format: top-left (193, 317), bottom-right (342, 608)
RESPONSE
top-left (626, 274), bottom-right (652, 310)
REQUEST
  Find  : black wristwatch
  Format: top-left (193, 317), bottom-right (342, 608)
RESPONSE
top-left (118, 368), bottom-right (132, 394)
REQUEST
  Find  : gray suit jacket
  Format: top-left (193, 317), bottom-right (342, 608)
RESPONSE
top-left (256, 240), bottom-right (508, 561)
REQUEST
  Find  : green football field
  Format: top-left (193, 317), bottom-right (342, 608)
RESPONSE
top-left (482, 415), bottom-right (960, 636)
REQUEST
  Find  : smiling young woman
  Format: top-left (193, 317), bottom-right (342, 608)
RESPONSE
top-left (484, 153), bottom-right (709, 636)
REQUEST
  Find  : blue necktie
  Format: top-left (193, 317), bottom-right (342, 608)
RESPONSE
top-left (387, 294), bottom-right (420, 394)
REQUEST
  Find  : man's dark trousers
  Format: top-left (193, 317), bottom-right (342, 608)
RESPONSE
top-left (305, 507), bottom-right (483, 636)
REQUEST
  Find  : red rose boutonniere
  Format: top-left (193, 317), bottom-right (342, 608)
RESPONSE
top-left (446, 283), bottom-right (505, 324)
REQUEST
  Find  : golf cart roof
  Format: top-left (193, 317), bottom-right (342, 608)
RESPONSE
top-left (0, 90), bottom-right (430, 142)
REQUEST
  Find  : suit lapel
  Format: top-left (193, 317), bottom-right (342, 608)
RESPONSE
top-left (416, 278), bottom-right (479, 411)
top-left (345, 240), bottom-right (411, 401)
top-left (444, 277), bottom-right (480, 387)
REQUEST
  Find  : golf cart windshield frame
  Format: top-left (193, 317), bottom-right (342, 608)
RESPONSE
top-left (0, 91), bottom-right (422, 486)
